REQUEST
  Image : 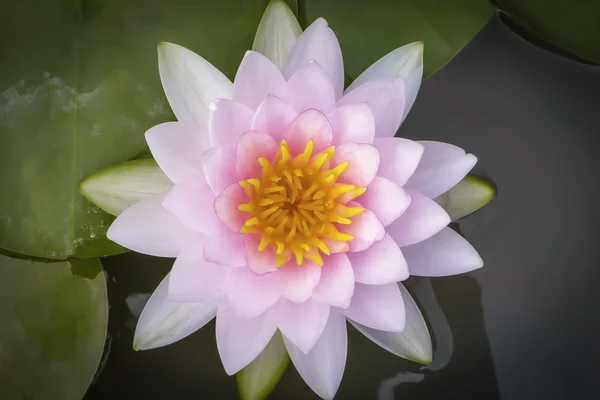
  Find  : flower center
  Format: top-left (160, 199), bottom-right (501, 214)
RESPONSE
top-left (237, 139), bottom-right (365, 267)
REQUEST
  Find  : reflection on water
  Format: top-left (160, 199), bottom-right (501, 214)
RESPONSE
top-left (375, 274), bottom-right (499, 400)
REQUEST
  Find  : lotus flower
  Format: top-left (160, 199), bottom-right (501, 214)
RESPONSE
top-left (106, 1), bottom-right (484, 398)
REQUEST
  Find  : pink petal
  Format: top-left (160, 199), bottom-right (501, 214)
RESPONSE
top-left (236, 131), bottom-right (278, 180)
top-left (343, 283), bottom-right (405, 332)
top-left (402, 227), bottom-right (483, 277)
top-left (339, 204), bottom-right (385, 252)
top-left (282, 60), bottom-right (336, 114)
top-left (162, 174), bottom-right (223, 234)
top-left (283, 109), bottom-right (333, 155)
top-left (348, 234), bottom-right (409, 285)
top-left (405, 141), bottom-right (478, 199)
top-left (225, 266), bottom-right (281, 319)
top-left (215, 183), bottom-right (248, 232)
top-left (208, 99), bottom-right (254, 146)
top-left (251, 94), bottom-right (298, 142)
top-left (168, 241), bottom-right (229, 302)
top-left (133, 273), bottom-right (218, 350)
top-left (201, 145), bottom-right (237, 194)
top-left (284, 310), bottom-right (347, 399)
top-left (271, 298), bottom-right (330, 353)
top-left (245, 235), bottom-right (279, 275)
top-left (337, 76), bottom-right (405, 138)
top-left (328, 102), bottom-right (375, 145)
top-left (216, 300), bottom-right (277, 375)
top-left (386, 189), bottom-right (450, 247)
top-left (203, 225), bottom-right (247, 267)
top-left (145, 122), bottom-right (211, 183)
top-left (323, 238), bottom-right (350, 254)
top-left (359, 177), bottom-right (411, 226)
top-left (282, 18), bottom-right (344, 99)
top-left (107, 194), bottom-right (197, 257)
top-left (374, 137), bottom-right (424, 187)
top-left (278, 261), bottom-right (322, 303)
top-left (332, 143), bottom-right (379, 187)
top-left (233, 51), bottom-right (286, 111)
top-left (312, 254), bottom-right (355, 309)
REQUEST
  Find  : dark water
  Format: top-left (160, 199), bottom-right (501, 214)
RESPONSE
top-left (85, 14), bottom-right (600, 399)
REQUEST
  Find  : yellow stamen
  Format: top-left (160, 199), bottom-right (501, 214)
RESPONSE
top-left (237, 138), bottom-right (365, 266)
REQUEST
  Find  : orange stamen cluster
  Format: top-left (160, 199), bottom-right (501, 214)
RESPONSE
top-left (238, 139), bottom-right (366, 267)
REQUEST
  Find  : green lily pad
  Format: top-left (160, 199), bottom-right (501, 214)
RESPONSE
top-left (0, 254), bottom-right (108, 400)
top-left (495, 0), bottom-right (600, 64)
top-left (0, 0), bottom-right (274, 259)
top-left (302, 0), bottom-right (496, 79)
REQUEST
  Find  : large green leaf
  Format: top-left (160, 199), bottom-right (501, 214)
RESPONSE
top-left (494, 0), bottom-right (600, 64)
top-left (0, 254), bottom-right (108, 399)
top-left (302, 0), bottom-right (495, 79)
top-left (0, 0), bottom-right (272, 259)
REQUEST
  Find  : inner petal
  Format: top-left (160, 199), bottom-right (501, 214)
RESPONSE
top-left (237, 138), bottom-right (366, 267)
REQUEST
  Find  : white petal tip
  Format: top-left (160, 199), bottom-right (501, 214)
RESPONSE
top-left (157, 41), bottom-right (174, 58)
top-left (209, 100), bottom-right (220, 111)
top-left (313, 17), bottom-right (328, 27)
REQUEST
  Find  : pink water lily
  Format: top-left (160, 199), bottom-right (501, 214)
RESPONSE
top-left (106, 7), bottom-right (483, 399)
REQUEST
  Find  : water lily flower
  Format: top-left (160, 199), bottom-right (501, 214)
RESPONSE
top-left (106, 1), bottom-right (484, 398)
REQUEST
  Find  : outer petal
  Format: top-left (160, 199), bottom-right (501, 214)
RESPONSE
top-left (358, 177), bottom-right (411, 226)
top-left (226, 266), bottom-right (281, 319)
top-left (278, 261), bottom-right (321, 303)
top-left (347, 42), bottom-right (424, 123)
top-left (252, 0), bottom-right (302, 68)
top-left (233, 51), bottom-right (286, 111)
top-left (284, 109), bottom-right (333, 155)
top-left (332, 143), bottom-right (379, 187)
top-left (350, 283), bottom-right (432, 364)
top-left (386, 189), bottom-right (450, 248)
top-left (201, 146), bottom-right (237, 194)
top-left (236, 131), bottom-right (278, 179)
top-left (168, 241), bottom-right (228, 302)
top-left (284, 311), bottom-right (347, 400)
top-left (374, 137), bottom-right (424, 187)
top-left (162, 175), bottom-right (223, 234)
top-left (434, 174), bottom-right (496, 222)
top-left (107, 193), bottom-right (197, 257)
top-left (405, 141), bottom-right (478, 199)
top-left (339, 205), bottom-right (385, 252)
top-left (328, 103), bottom-right (375, 145)
top-left (208, 99), bottom-right (254, 146)
top-left (282, 18), bottom-right (344, 99)
top-left (282, 61), bottom-right (336, 113)
top-left (337, 76), bottom-right (405, 138)
top-left (251, 94), bottom-right (298, 142)
top-left (245, 236), bottom-right (280, 275)
top-left (348, 234), bottom-right (409, 285)
top-left (312, 254), bottom-right (355, 309)
top-left (203, 225), bottom-right (247, 267)
top-left (158, 42), bottom-right (232, 126)
top-left (145, 122), bottom-right (211, 183)
top-left (216, 300), bottom-right (277, 375)
top-left (343, 283), bottom-right (405, 332)
top-left (215, 183), bottom-right (250, 232)
top-left (133, 273), bottom-right (218, 350)
top-left (402, 227), bottom-right (483, 277)
top-left (272, 298), bottom-right (330, 353)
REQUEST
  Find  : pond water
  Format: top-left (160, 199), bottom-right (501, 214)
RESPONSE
top-left (80, 14), bottom-right (600, 400)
